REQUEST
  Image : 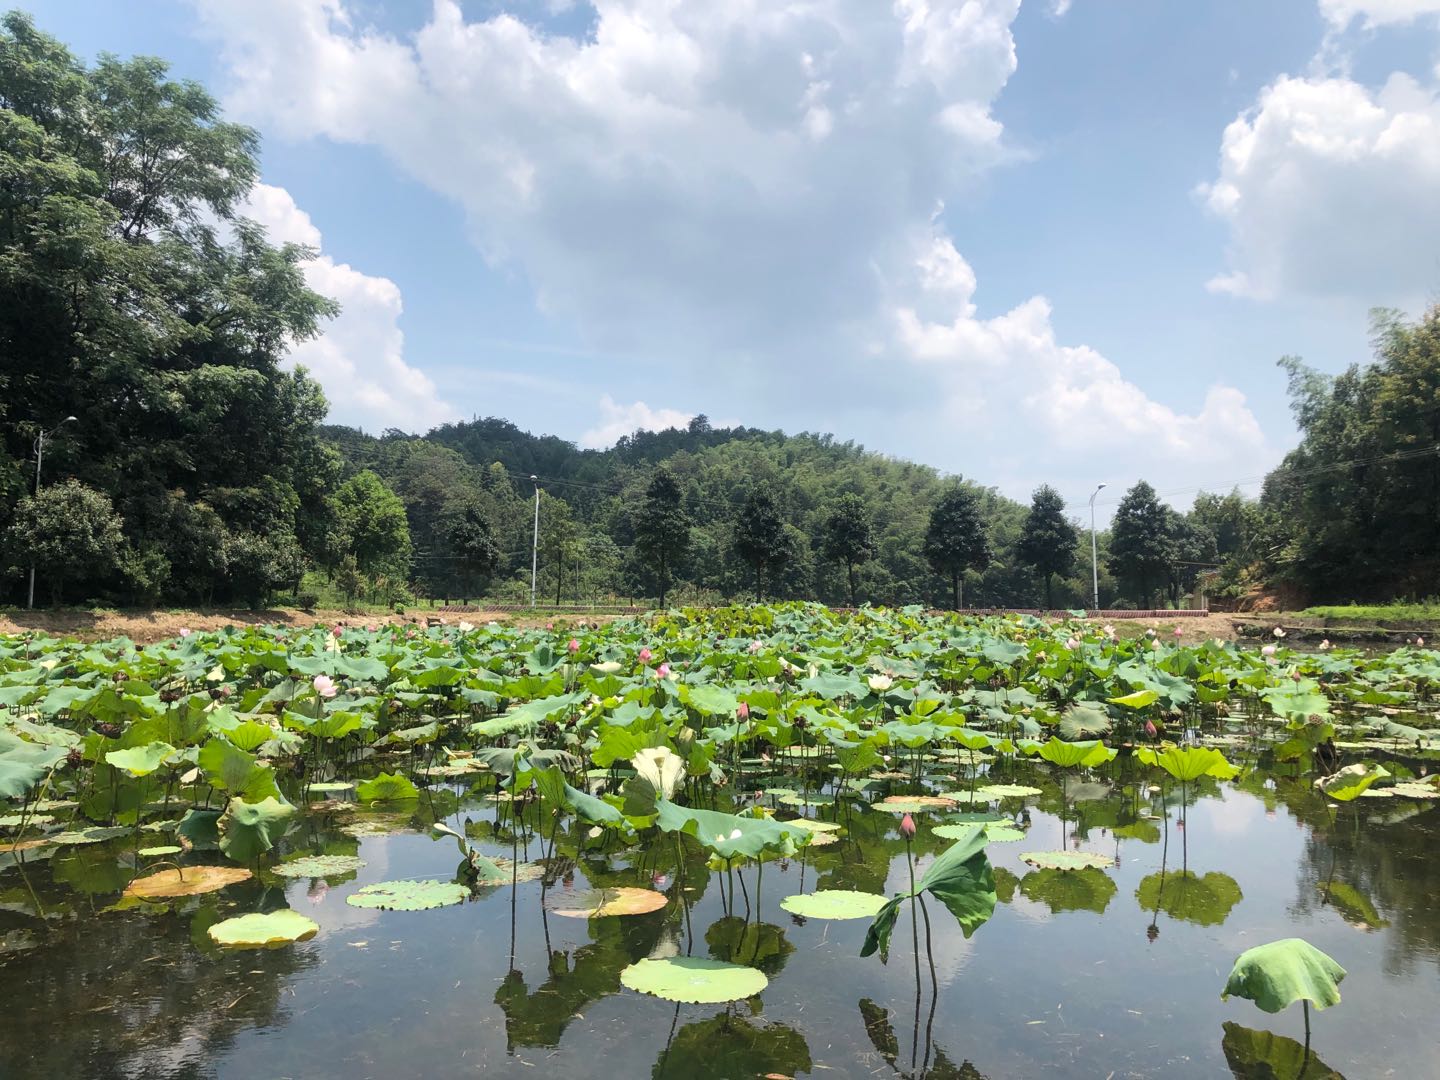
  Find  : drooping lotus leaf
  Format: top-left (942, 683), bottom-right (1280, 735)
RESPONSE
top-left (619, 957), bottom-right (767, 1003)
top-left (654, 800), bottom-right (810, 861)
top-left (779, 890), bottom-right (889, 920)
top-left (1136, 870), bottom-right (1243, 927)
top-left (1019, 850), bottom-right (1116, 871)
top-left (125, 865), bottom-right (252, 899)
top-left (1220, 1022), bottom-right (1345, 1080)
top-left (1019, 867), bottom-right (1117, 915)
top-left (632, 746), bottom-right (687, 801)
top-left (345, 878), bottom-right (470, 911)
top-left (1037, 737), bottom-right (1118, 770)
top-left (545, 887), bottom-right (667, 918)
top-left (975, 784), bottom-right (1042, 799)
top-left (196, 739), bottom-right (281, 803)
top-left (104, 742), bottom-right (176, 777)
top-left (1313, 762), bottom-right (1389, 802)
top-left (218, 796), bottom-right (297, 862)
top-left (271, 854), bottom-right (367, 878)
top-left (862, 825), bottom-right (996, 961)
top-left (1136, 744), bottom-right (1240, 782)
top-left (354, 772), bottom-right (419, 802)
top-left (1222, 938), bottom-right (1346, 1014)
top-left (208, 909), bottom-right (319, 949)
top-left (1059, 704), bottom-right (1112, 740)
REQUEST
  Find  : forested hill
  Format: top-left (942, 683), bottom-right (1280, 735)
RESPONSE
top-left (317, 417), bottom-right (1043, 609)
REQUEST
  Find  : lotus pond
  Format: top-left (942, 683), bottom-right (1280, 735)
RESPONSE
top-left (2, 605), bottom-right (1438, 1078)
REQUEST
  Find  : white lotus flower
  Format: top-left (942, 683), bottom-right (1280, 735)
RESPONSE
top-left (867, 674), bottom-right (893, 692)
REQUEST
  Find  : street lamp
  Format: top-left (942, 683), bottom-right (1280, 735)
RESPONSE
top-left (28, 415), bottom-right (78, 610)
top-left (1088, 483), bottom-right (1107, 612)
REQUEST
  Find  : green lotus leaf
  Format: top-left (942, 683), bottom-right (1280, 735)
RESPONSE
top-left (305, 781), bottom-right (355, 794)
top-left (1314, 763), bottom-right (1389, 802)
top-left (1059, 704), bottom-right (1112, 740)
top-left (1019, 850), bottom-right (1116, 871)
top-left (1220, 1022), bottom-right (1345, 1080)
top-left (975, 784), bottom-right (1042, 799)
top-left (137, 845), bottom-right (182, 857)
top-left (197, 739), bottom-right (281, 802)
top-left (933, 822), bottom-right (1024, 843)
top-left (208, 909), bottom-right (319, 949)
top-left (354, 772), bottom-right (419, 802)
top-left (1222, 938), bottom-right (1346, 1014)
top-left (218, 796), bottom-right (297, 863)
top-left (1388, 781), bottom-right (1440, 798)
top-left (779, 890), bottom-right (889, 920)
top-left (619, 957), bottom-right (767, 1003)
top-left (545, 887), bottom-right (667, 918)
top-left (862, 825), bottom-right (996, 961)
top-left (345, 878), bottom-right (470, 911)
top-left (271, 854), bottom-right (367, 878)
top-left (1108, 689), bottom-right (1159, 709)
top-left (1135, 744), bottom-right (1239, 782)
top-left (655, 800), bottom-right (810, 861)
top-left (104, 742), bottom-right (176, 777)
top-left (1037, 737), bottom-right (1117, 770)
top-left (0, 731), bottom-right (68, 800)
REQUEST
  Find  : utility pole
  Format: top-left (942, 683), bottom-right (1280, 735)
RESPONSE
top-left (28, 416), bottom-right (77, 610)
top-left (1089, 483), bottom-right (1107, 612)
top-left (530, 476), bottom-right (540, 607)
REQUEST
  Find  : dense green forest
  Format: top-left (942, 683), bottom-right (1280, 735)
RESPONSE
top-left (3, 12), bottom-right (1438, 612)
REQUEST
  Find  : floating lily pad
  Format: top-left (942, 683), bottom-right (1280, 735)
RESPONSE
top-left (137, 845), bottom-right (182, 857)
top-left (877, 795), bottom-right (955, 813)
top-left (305, 781), bottom-right (355, 793)
top-left (46, 826), bottom-right (130, 847)
top-left (619, 957), bottom-right (768, 1003)
top-left (485, 858), bottom-right (545, 885)
top-left (779, 890), bottom-right (889, 920)
top-left (271, 854), bottom-right (367, 878)
top-left (0, 813), bottom-right (54, 830)
top-left (208, 909), bottom-right (319, 949)
top-left (125, 865), bottom-right (253, 899)
top-left (1388, 782), bottom-right (1440, 799)
top-left (778, 792), bottom-right (835, 808)
top-left (975, 784), bottom-right (1042, 799)
top-left (1019, 851), bottom-right (1116, 871)
top-left (785, 818), bottom-right (842, 834)
top-left (345, 879), bottom-right (469, 911)
top-left (545, 887), bottom-right (667, 918)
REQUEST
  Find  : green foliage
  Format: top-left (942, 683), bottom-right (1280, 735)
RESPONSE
top-left (820, 493), bottom-right (876, 607)
top-left (1222, 938), bottom-right (1346, 1014)
top-left (2, 481), bottom-right (124, 603)
top-left (633, 466), bottom-right (689, 607)
top-left (1017, 484), bottom-right (1078, 608)
top-left (1108, 481), bottom-right (1171, 607)
top-left (732, 486), bottom-right (792, 598)
top-left (923, 484), bottom-right (991, 608)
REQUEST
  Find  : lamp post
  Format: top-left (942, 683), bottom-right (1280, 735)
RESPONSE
top-left (529, 476), bottom-right (540, 608)
top-left (27, 415), bottom-right (78, 610)
top-left (1089, 483), bottom-right (1107, 612)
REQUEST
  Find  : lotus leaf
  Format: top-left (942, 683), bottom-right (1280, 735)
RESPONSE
top-left (137, 845), bottom-right (182, 857)
top-left (779, 890), bottom-right (889, 920)
top-left (208, 909), bottom-right (319, 949)
top-left (1220, 1022), bottom-right (1345, 1080)
top-left (1059, 704), bottom-right (1112, 740)
top-left (1019, 867), bottom-right (1117, 914)
top-left (218, 796), bottom-right (297, 862)
top-left (545, 887), bottom-right (667, 918)
top-left (862, 825), bottom-right (996, 960)
top-left (103, 742), bottom-right (176, 777)
top-left (655, 800), bottom-right (810, 861)
top-left (354, 772), bottom-right (419, 802)
top-left (1222, 938), bottom-right (1346, 1014)
top-left (1136, 870), bottom-right (1243, 926)
top-left (619, 957), bottom-right (767, 1003)
top-left (272, 854), bottom-right (367, 878)
top-left (1019, 850), bottom-right (1116, 871)
top-left (632, 747), bottom-right (687, 800)
top-left (345, 878), bottom-right (470, 911)
top-left (1037, 738), bottom-right (1117, 769)
top-left (975, 784), bottom-right (1042, 799)
top-left (1313, 763), bottom-right (1389, 802)
top-left (125, 865), bottom-right (252, 899)
top-left (1135, 744), bottom-right (1240, 781)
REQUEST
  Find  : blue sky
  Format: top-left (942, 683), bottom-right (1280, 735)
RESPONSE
top-left (24, 0), bottom-right (1440, 513)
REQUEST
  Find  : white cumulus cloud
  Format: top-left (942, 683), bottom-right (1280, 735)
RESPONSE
top-left (579, 395), bottom-right (696, 449)
top-left (1199, 72), bottom-right (1440, 305)
top-left (1318, 0), bottom-right (1440, 27)
top-left (238, 183), bottom-right (456, 434)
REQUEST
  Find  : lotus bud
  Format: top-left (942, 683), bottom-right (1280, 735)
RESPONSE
top-left (1261, 644), bottom-right (1276, 658)
top-left (1418, 637), bottom-right (1426, 647)
top-left (1066, 637), bottom-right (1080, 650)
top-left (332, 624), bottom-right (343, 637)
top-left (899, 813), bottom-right (916, 840)
top-left (1273, 626), bottom-right (1286, 638)
top-left (1145, 719), bottom-right (1157, 738)
top-left (656, 663), bottom-right (671, 679)
top-left (567, 638), bottom-right (580, 654)
top-left (638, 647), bottom-right (653, 663)
top-left (737, 702), bottom-right (750, 720)
top-left (748, 640), bottom-right (763, 654)
top-left (546, 622), bottom-right (554, 631)
top-left (1173, 627), bottom-right (1183, 638)
top-left (1318, 639), bottom-right (1331, 650)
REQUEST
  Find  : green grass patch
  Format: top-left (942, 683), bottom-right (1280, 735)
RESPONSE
top-left (1299, 602), bottom-right (1440, 624)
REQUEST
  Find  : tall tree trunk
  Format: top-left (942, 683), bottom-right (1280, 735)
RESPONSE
top-left (1043, 573), bottom-right (1052, 610)
top-left (951, 571), bottom-right (960, 611)
top-left (658, 553), bottom-right (667, 608)
top-left (847, 561), bottom-right (857, 608)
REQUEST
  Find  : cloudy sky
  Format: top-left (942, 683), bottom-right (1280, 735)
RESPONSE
top-left (28, 0), bottom-right (1440, 513)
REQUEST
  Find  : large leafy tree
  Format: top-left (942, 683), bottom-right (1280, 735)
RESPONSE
top-left (733, 486), bottom-right (790, 598)
top-left (923, 486), bottom-right (991, 609)
top-left (633, 467), bottom-right (689, 607)
top-left (445, 503), bottom-right (501, 602)
top-left (328, 471), bottom-right (412, 584)
top-left (1108, 481), bottom-right (1171, 606)
top-left (1016, 484), bottom-right (1078, 608)
top-left (1, 480), bottom-right (123, 603)
top-left (821, 492), bottom-right (875, 607)
top-left (1260, 307), bottom-right (1440, 600)
top-left (0, 12), bottom-right (337, 605)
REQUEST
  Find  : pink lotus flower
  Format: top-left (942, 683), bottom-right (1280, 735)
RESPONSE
top-left (737, 702), bottom-right (750, 720)
top-left (331, 624), bottom-right (343, 637)
top-left (1066, 637), bottom-right (1080, 650)
top-left (638, 647), bottom-right (653, 663)
top-left (655, 663), bottom-right (671, 680)
top-left (1418, 637), bottom-right (1426, 647)
top-left (899, 813), bottom-right (916, 840)
top-left (1261, 644), bottom-right (1276, 659)
top-left (366, 623), bottom-right (378, 633)
top-left (1318, 639), bottom-right (1331, 650)
top-left (1273, 626), bottom-right (1286, 638)
top-left (545, 622), bottom-right (554, 631)
top-left (1145, 719), bottom-right (1157, 738)
top-left (313, 674), bottom-right (338, 699)
top-left (178, 628), bottom-right (192, 638)
top-left (748, 640), bottom-right (763, 654)
top-left (1173, 627), bottom-right (1183, 638)
top-left (567, 638), bottom-right (580, 654)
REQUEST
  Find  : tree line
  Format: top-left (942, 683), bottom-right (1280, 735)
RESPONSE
top-left (4, 13), bottom-right (1438, 612)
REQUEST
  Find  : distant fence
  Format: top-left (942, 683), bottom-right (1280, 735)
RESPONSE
top-left (433, 603), bottom-right (1207, 619)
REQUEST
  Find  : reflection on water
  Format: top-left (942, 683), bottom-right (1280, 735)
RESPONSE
top-left (2, 756), bottom-right (1438, 1079)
